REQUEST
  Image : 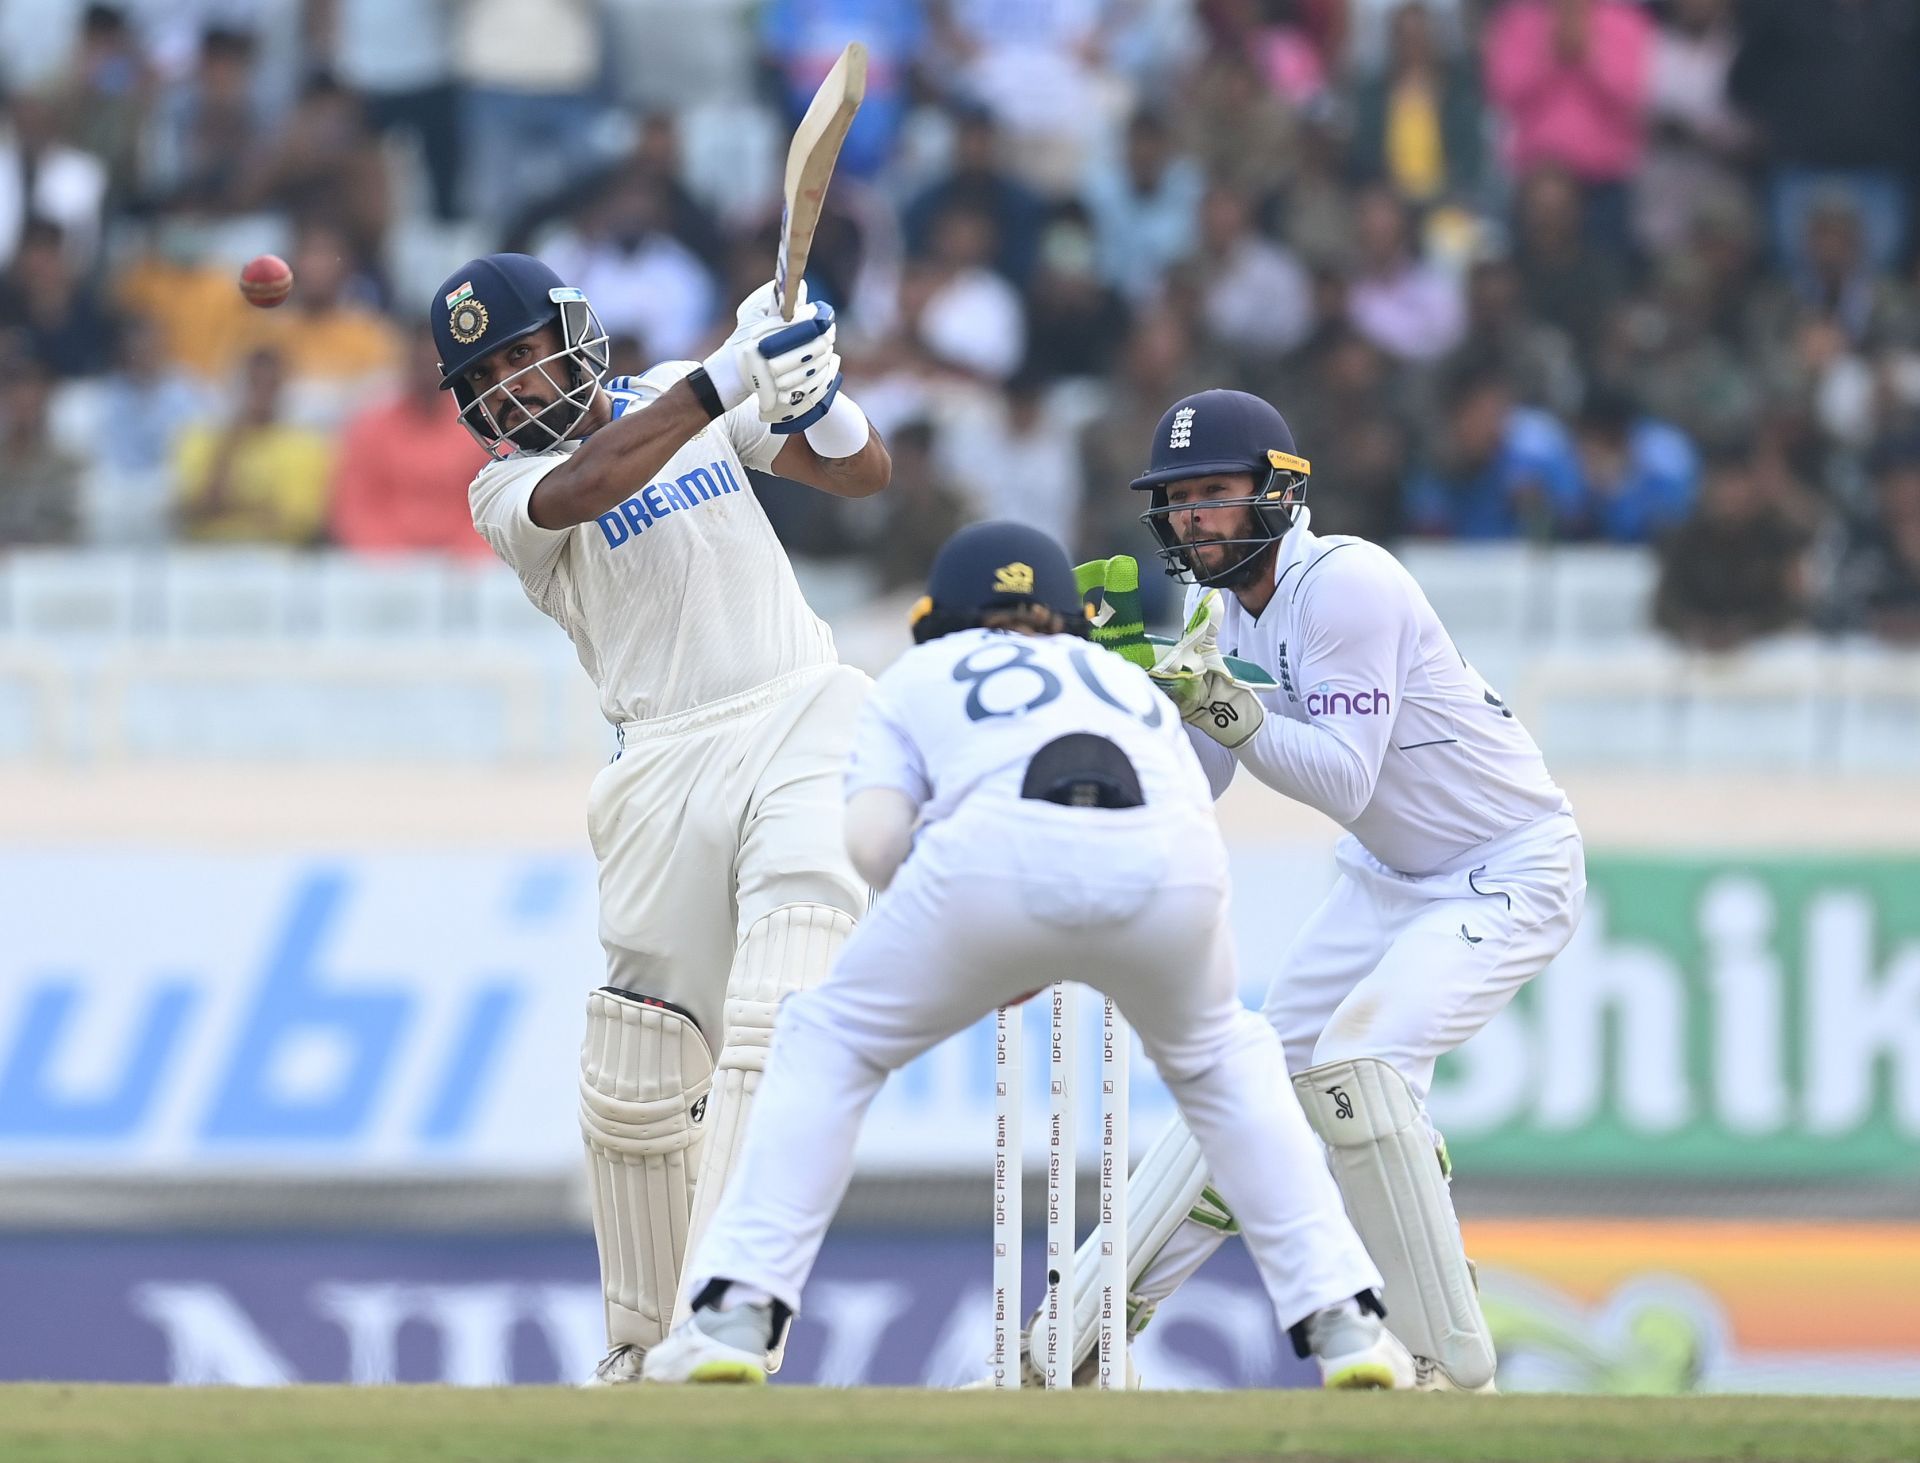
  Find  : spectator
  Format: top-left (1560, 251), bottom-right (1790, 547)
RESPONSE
top-left (1344, 0), bottom-right (1467, 73)
top-left (114, 226), bottom-right (258, 381)
top-left (1512, 163), bottom-right (1629, 363)
top-left (1351, 1), bottom-right (1484, 208)
top-left (0, 351), bottom-right (83, 546)
top-left (0, 88), bottom-right (108, 272)
top-left (1758, 192), bottom-right (1908, 353)
top-left (1189, 184), bottom-right (1312, 368)
top-left (0, 217), bottom-right (120, 377)
top-left (903, 106), bottom-right (1045, 289)
top-left (1485, 0), bottom-right (1654, 252)
top-left (1405, 368), bottom-right (1577, 539)
top-left (1020, 203), bottom-right (1129, 386)
top-left (144, 25), bottom-right (266, 218)
top-left (1635, 0), bottom-right (1747, 255)
top-left (939, 0), bottom-right (1114, 194)
top-left (857, 417), bottom-right (971, 592)
top-left (1280, 100), bottom-right (1360, 270)
top-left (309, 0), bottom-right (461, 221)
top-left (243, 73), bottom-right (392, 272)
top-left (1178, 51), bottom-right (1299, 208)
top-left (330, 330), bottom-right (491, 558)
top-left (174, 346), bottom-right (334, 546)
top-left (1345, 184), bottom-right (1463, 363)
top-left (909, 204), bottom-right (1025, 382)
top-left (1654, 444), bottom-right (1815, 651)
top-left (541, 168), bottom-right (718, 362)
top-left (1628, 252), bottom-right (1762, 452)
top-left (1564, 389), bottom-right (1698, 543)
top-left (51, 316), bottom-right (204, 546)
top-left (761, 0), bottom-right (926, 182)
top-left (1828, 435), bottom-right (1920, 642)
top-left (233, 218), bottom-right (401, 431)
top-left (52, 3), bottom-right (152, 210)
top-left (943, 367), bottom-right (1082, 549)
top-left (1446, 248), bottom-right (1580, 414)
top-left (1280, 327), bottom-right (1411, 543)
top-left (1730, 0), bottom-right (1920, 275)
top-left (1079, 306), bottom-right (1216, 610)
top-left (452, 0), bottom-right (604, 224)
top-left (1083, 110), bottom-right (1203, 303)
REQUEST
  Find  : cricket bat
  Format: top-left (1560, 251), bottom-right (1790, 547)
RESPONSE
top-left (776, 41), bottom-right (867, 321)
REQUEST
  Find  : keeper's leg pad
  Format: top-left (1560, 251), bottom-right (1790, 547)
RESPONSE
top-left (677, 903), bottom-right (855, 1368)
top-left (1292, 1056), bottom-right (1496, 1389)
top-left (1028, 1116), bottom-right (1241, 1386)
top-left (580, 987), bottom-right (714, 1353)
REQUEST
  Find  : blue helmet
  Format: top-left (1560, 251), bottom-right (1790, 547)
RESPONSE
top-left (910, 521), bottom-right (1089, 644)
top-left (1130, 389), bottom-right (1311, 586)
top-left (431, 253), bottom-right (610, 457)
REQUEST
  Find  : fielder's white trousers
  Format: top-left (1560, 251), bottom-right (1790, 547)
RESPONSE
top-left (687, 796), bottom-right (1382, 1332)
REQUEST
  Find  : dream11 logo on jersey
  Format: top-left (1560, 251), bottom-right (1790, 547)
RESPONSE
top-left (1305, 682), bottom-right (1391, 716)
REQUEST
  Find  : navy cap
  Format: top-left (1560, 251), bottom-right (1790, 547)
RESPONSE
top-left (1131, 389), bottom-right (1309, 493)
top-left (432, 253), bottom-right (570, 388)
top-left (924, 521), bottom-right (1083, 624)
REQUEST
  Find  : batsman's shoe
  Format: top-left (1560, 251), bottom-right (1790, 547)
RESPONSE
top-left (641, 1300), bottom-right (775, 1386)
top-left (1294, 1293), bottom-right (1416, 1390)
top-left (582, 1342), bottom-right (646, 1387)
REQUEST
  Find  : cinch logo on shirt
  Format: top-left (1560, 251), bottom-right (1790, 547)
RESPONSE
top-left (595, 459), bottom-right (747, 548)
top-left (1306, 683), bottom-right (1390, 716)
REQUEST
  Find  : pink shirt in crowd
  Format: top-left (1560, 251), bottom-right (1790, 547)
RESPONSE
top-left (1485, 0), bottom-right (1654, 184)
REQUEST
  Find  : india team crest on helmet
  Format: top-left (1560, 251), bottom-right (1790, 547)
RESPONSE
top-left (449, 296), bottom-right (490, 346)
top-left (1169, 406), bottom-right (1195, 449)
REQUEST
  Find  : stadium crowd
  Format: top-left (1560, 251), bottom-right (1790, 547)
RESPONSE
top-left (1, 0), bottom-right (1919, 650)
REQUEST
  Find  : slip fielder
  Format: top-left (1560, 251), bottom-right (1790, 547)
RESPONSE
top-left (430, 251), bottom-right (889, 1383)
top-left (641, 521), bottom-right (1412, 1391)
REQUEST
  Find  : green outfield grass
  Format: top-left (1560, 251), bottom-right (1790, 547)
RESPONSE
top-left (3, 1387), bottom-right (1917, 1463)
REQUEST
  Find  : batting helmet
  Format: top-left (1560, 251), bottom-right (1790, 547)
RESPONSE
top-left (909, 521), bottom-right (1089, 644)
top-left (1130, 389), bottom-right (1311, 586)
top-left (431, 253), bottom-right (611, 457)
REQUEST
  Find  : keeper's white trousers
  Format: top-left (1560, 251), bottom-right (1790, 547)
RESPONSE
top-left (1265, 810), bottom-right (1587, 1107)
top-left (687, 796), bottom-right (1382, 1332)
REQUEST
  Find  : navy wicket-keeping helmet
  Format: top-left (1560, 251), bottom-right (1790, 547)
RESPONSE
top-left (432, 253), bottom-right (610, 457)
top-left (1130, 389), bottom-right (1311, 586)
top-left (909, 521), bottom-right (1090, 644)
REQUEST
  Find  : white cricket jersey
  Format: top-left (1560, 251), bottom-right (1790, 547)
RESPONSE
top-left (847, 628), bottom-right (1214, 826)
top-left (468, 366), bottom-right (837, 728)
top-left (1187, 508), bottom-right (1571, 877)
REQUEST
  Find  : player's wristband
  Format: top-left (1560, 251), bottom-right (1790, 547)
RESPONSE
top-left (684, 365), bottom-right (728, 421)
top-left (801, 391), bottom-right (868, 457)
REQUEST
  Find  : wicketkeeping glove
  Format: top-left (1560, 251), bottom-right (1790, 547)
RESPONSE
top-left (1149, 591), bottom-right (1268, 749)
top-left (1074, 554), bottom-right (1156, 671)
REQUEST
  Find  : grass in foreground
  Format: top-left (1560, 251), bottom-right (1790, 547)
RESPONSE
top-left (2, 1385), bottom-right (1916, 1463)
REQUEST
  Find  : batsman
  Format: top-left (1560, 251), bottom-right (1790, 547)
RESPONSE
top-left (1053, 390), bottom-right (1587, 1391)
top-left (430, 246), bottom-right (889, 1383)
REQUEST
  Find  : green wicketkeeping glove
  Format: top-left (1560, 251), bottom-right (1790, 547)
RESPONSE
top-left (1074, 554), bottom-right (1157, 671)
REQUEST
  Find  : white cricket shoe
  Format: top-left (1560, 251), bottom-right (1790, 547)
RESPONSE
top-left (641, 1301), bottom-right (773, 1386)
top-left (581, 1343), bottom-right (646, 1387)
top-left (1299, 1297), bottom-right (1416, 1390)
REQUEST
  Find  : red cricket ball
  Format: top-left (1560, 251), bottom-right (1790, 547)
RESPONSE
top-left (238, 254), bottom-right (294, 309)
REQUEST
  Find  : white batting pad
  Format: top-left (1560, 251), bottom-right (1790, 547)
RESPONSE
top-left (1044, 1116), bottom-right (1240, 1385)
top-left (677, 902), bottom-right (854, 1367)
top-left (1292, 1056), bottom-right (1496, 1389)
top-left (579, 986), bottom-right (715, 1354)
